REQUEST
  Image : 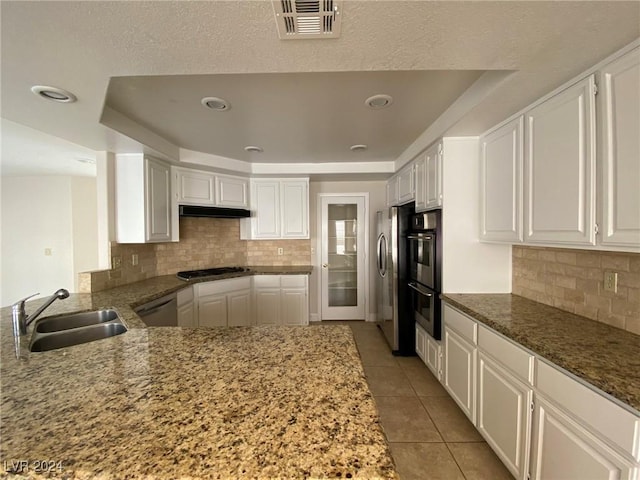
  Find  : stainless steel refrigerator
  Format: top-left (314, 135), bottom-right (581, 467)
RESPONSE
top-left (376, 204), bottom-right (414, 355)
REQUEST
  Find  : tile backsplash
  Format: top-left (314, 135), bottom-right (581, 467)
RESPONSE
top-left (512, 246), bottom-right (640, 335)
top-left (79, 218), bottom-right (311, 292)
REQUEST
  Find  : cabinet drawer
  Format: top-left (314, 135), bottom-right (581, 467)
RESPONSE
top-left (196, 277), bottom-right (251, 296)
top-left (535, 359), bottom-right (640, 461)
top-left (444, 304), bottom-right (477, 343)
top-left (280, 275), bottom-right (306, 288)
top-left (478, 325), bottom-right (533, 384)
top-left (252, 275), bottom-right (281, 288)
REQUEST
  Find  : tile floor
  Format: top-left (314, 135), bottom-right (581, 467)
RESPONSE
top-left (325, 321), bottom-right (513, 480)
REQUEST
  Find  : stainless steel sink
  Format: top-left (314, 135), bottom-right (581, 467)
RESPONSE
top-left (34, 309), bottom-right (120, 333)
top-left (29, 309), bottom-right (127, 352)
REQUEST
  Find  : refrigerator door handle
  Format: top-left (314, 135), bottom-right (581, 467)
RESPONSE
top-left (377, 233), bottom-right (387, 277)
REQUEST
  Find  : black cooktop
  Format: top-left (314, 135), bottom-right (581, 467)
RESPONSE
top-left (176, 266), bottom-right (248, 280)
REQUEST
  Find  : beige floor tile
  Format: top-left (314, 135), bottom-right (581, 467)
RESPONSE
top-left (389, 443), bottom-right (465, 480)
top-left (374, 396), bottom-right (443, 442)
top-left (420, 396), bottom-right (483, 442)
top-left (448, 442), bottom-right (513, 480)
top-left (357, 343), bottom-right (399, 367)
top-left (363, 366), bottom-right (415, 397)
top-left (400, 362), bottom-right (449, 397)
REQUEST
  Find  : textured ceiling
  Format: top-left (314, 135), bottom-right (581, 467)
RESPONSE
top-left (1, 1), bottom-right (639, 174)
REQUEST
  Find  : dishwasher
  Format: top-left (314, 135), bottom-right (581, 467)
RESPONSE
top-left (134, 292), bottom-right (178, 326)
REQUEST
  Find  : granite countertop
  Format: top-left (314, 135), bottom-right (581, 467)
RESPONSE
top-left (1, 265), bottom-right (398, 479)
top-left (442, 293), bottom-right (640, 413)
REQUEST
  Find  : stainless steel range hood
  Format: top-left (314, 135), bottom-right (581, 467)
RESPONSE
top-left (179, 205), bottom-right (251, 218)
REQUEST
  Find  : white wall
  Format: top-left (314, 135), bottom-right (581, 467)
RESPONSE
top-left (1, 176), bottom-right (99, 306)
top-left (309, 180), bottom-right (387, 321)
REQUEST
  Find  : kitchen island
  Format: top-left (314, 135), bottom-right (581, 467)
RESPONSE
top-left (0, 273), bottom-right (397, 479)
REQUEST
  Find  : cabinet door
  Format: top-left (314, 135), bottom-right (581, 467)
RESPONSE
top-left (227, 289), bottom-right (251, 326)
top-left (282, 180), bottom-right (309, 238)
top-left (480, 117), bottom-right (524, 242)
top-left (386, 176), bottom-right (398, 207)
top-left (477, 353), bottom-right (532, 480)
top-left (145, 158), bottom-right (172, 242)
top-left (198, 294), bottom-right (227, 327)
top-left (426, 335), bottom-right (442, 381)
top-left (216, 175), bottom-right (248, 208)
top-left (397, 164), bottom-right (415, 204)
top-left (281, 288), bottom-right (307, 325)
top-left (524, 76), bottom-right (596, 245)
top-left (255, 288), bottom-right (281, 325)
top-left (601, 48), bottom-right (640, 248)
top-left (530, 396), bottom-right (635, 480)
top-left (177, 170), bottom-right (215, 205)
top-left (425, 142), bottom-right (442, 209)
top-left (253, 181), bottom-right (281, 238)
top-left (177, 302), bottom-right (195, 327)
top-left (444, 326), bottom-right (476, 424)
top-left (414, 153), bottom-right (428, 212)
top-left (415, 323), bottom-right (427, 362)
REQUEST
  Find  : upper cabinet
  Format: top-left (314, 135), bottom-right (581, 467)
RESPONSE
top-left (415, 141), bottom-right (443, 212)
top-left (397, 163), bottom-right (415, 205)
top-left (386, 176), bottom-right (399, 207)
top-left (174, 167), bottom-right (248, 209)
top-left (241, 178), bottom-right (309, 240)
top-left (600, 47), bottom-right (640, 248)
top-left (116, 154), bottom-right (173, 243)
top-left (480, 117), bottom-right (524, 242)
top-left (524, 75), bottom-right (596, 245)
top-left (481, 43), bottom-right (640, 252)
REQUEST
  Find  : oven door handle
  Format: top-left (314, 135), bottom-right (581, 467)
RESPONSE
top-left (408, 282), bottom-right (433, 297)
top-left (407, 234), bottom-right (433, 240)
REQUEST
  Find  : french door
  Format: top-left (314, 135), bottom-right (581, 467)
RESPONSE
top-left (320, 195), bottom-right (366, 320)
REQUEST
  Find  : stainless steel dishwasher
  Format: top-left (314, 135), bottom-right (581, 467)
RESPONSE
top-left (134, 292), bottom-right (178, 326)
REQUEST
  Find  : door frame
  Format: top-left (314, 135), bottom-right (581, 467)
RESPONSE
top-left (316, 193), bottom-right (369, 321)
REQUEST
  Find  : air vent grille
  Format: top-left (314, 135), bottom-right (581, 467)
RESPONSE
top-left (273, 0), bottom-right (342, 39)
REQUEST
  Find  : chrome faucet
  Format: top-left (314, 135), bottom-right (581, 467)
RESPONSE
top-left (12, 288), bottom-right (70, 336)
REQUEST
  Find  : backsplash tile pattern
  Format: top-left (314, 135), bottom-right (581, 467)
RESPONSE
top-left (79, 218), bottom-right (311, 292)
top-left (512, 246), bottom-right (640, 334)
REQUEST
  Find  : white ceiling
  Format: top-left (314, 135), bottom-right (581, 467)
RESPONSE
top-left (1, 1), bottom-right (639, 177)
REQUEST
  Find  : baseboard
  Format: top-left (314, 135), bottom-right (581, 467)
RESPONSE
top-left (366, 313), bottom-right (377, 322)
top-left (309, 313), bottom-right (320, 322)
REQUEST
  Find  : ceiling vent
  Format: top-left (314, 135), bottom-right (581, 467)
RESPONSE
top-left (273, 0), bottom-right (342, 39)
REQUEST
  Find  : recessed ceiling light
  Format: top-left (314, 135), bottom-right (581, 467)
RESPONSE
top-left (201, 96), bottom-right (231, 111)
top-left (365, 94), bottom-right (393, 109)
top-left (350, 144), bottom-right (368, 151)
top-left (244, 146), bottom-right (263, 153)
top-left (31, 85), bottom-right (77, 103)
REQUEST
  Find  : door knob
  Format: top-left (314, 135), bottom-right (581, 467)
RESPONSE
top-left (322, 263), bottom-right (328, 268)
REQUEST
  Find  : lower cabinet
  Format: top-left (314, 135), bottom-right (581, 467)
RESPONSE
top-left (477, 353), bottom-right (532, 479)
top-left (444, 324), bottom-right (477, 424)
top-left (196, 277), bottom-right (251, 327)
top-left (530, 396), bottom-right (636, 480)
top-left (417, 323), bottom-right (443, 381)
top-left (254, 275), bottom-right (309, 326)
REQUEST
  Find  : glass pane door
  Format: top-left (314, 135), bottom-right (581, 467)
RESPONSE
top-left (321, 195), bottom-right (366, 320)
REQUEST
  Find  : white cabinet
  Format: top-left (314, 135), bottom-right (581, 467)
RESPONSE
top-left (216, 174), bottom-right (249, 208)
top-left (414, 153), bottom-right (427, 212)
top-left (524, 75), bottom-right (597, 245)
top-left (530, 396), bottom-right (636, 480)
top-left (386, 176), bottom-right (399, 207)
top-left (196, 277), bottom-right (252, 327)
top-left (425, 142), bottom-right (443, 209)
top-left (241, 179), bottom-right (309, 240)
top-left (253, 275), bottom-right (309, 325)
top-left (177, 286), bottom-right (195, 327)
top-left (444, 324), bottom-right (477, 424)
top-left (116, 154), bottom-right (173, 243)
top-left (600, 47), bottom-right (640, 248)
top-left (397, 164), bottom-right (415, 205)
top-left (426, 335), bottom-right (443, 382)
top-left (415, 323), bottom-right (427, 362)
top-left (477, 353), bottom-right (532, 479)
top-left (176, 169), bottom-right (216, 205)
top-left (480, 117), bottom-right (524, 242)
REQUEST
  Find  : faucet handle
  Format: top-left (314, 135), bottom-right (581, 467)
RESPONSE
top-left (12, 293), bottom-right (39, 311)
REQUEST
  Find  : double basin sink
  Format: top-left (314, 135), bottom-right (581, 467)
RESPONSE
top-left (29, 309), bottom-right (127, 352)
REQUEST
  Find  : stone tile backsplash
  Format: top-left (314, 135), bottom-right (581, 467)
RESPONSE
top-left (79, 218), bottom-right (311, 292)
top-left (512, 246), bottom-right (640, 334)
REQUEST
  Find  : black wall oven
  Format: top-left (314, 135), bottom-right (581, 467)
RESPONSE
top-left (408, 210), bottom-right (442, 340)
